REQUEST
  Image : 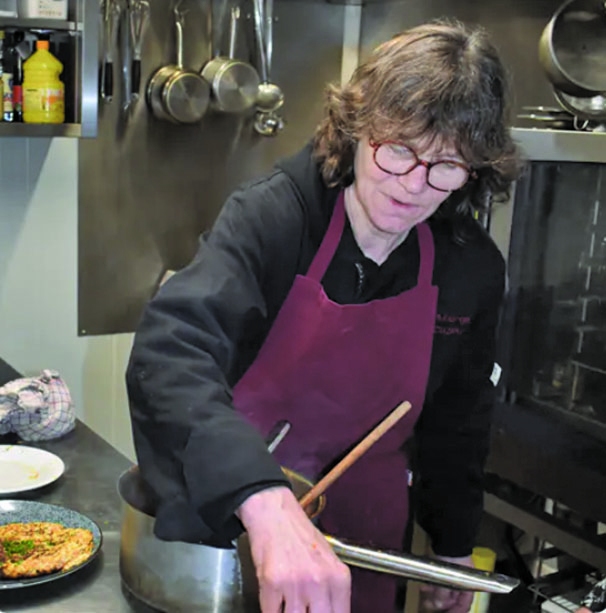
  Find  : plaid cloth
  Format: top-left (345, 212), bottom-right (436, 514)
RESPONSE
top-left (0, 370), bottom-right (75, 441)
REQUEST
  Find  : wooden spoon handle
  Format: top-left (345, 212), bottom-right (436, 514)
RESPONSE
top-left (298, 400), bottom-right (412, 510)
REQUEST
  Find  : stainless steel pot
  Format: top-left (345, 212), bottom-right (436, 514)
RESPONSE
top-left (119, 465), bottom-right (324, 612)
top-left (118, 466), bottom-right (519, 612)
top-left (539, 0), bottom-right (606, 97)
top-left (201, 6), bottom-right (260, 113)
top-left (146, 3), bottom-right (210, 124)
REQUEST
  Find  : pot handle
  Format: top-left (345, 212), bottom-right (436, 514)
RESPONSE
top-left (228, 6), bottom-right (239, 60)
top-left (324, 535), bottom-right (520, 594)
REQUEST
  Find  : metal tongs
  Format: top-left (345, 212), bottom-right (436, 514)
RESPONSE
top-left (326, 536), bottom-right (519, 594)
top-left (128, 0), bottom-right (150, 102)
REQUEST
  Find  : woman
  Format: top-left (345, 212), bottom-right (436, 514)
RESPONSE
top-left (126, 19), bottom-right (520, 613)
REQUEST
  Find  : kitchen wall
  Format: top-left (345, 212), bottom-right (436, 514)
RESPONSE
top-left (0, 137), bottom-right (135, 459)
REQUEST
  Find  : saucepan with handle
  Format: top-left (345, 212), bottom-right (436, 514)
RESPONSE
top-left (201, 4), bottom-right (260, 113)
top-left (146, 1), bottom-right (210, 124)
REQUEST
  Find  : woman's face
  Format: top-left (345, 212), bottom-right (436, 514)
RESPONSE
top-left (349, 136), bottom-right (465, 239)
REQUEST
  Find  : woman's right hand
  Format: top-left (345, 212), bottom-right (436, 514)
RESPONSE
top-left (237, 486), bottom-right (351, 612)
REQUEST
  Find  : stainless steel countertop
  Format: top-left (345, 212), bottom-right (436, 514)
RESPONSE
top-left (0, 422), bottom-right (156, 612)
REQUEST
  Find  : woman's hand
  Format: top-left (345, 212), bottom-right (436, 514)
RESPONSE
top-left (575, 608), bottom-right (591, 613)
top-left (419, 554), bottom-right (475, 613)
top-left (237, 486), bottom-right (351, 612)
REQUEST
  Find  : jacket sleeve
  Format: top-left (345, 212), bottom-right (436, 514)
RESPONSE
top-left (126, 175), bottom-right (304, 544)
top-left (413, 250), bottom-right (506, 557)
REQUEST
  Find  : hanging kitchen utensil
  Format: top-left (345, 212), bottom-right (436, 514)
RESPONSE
top-left (128, 0), bottom-right (150, 102)
top-left (121, 0), bottom-right (133, 114)
top-left (539, 0), bottom-right (606, 97)
top-left (252, 0), bottom-right (284, 135)
top-left (201, 5), bottom-right (260, 113)
top-left (255, 0), bottom-right (282, 112)
top-left (146, 1), bottom-right (210, 124)
top-left (101, 0), bottom-right (121, 102)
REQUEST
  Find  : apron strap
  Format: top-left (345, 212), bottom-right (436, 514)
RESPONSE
top-left (416, 222), bottom-right (435, 287)
top-left (307, 191), bottom-right (346, 282)
top-left (307, 190), bottom-right (436, 288)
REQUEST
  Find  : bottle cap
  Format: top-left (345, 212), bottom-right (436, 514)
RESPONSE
top-left (472, 547), bottom-right (497, 572)
top-left (36, 40), bottom-right (49, 50)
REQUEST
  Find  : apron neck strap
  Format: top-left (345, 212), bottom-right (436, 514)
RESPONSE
top-left (307, 191), bottom-right (346, 282)
top-left (415, 222), bottom-right (435, 287)
top-left (307, 190), bottom-right (436, 287)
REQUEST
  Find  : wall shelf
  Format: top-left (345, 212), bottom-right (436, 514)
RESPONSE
top-left (0, 123), bottom-right (81, 137)
top-left (0, 18), bottom-right (80, 31)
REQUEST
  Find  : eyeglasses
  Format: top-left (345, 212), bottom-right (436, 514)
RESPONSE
top-left (370, 141), bottom-right (475, 192)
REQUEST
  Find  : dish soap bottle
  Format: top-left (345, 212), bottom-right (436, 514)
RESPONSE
top-left (23, 39), bottom-right (64, 124)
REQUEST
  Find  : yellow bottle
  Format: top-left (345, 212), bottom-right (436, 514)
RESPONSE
top-left (471, 547), bottom-right (497, 613)
top-left (23, 40), bottom-right (64, 124)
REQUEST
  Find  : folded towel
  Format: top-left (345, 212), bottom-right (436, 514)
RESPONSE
top-left (0, 370), bottom-right (75, 442)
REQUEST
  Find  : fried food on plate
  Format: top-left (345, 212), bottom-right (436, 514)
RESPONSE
top-left (0, 521), bottom-right (94, 579)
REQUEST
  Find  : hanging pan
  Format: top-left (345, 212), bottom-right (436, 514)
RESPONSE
top-left (202, 5), bottom-right (260, 113)
top-left (539, 0), bottom-right (606, 97)
top-left (146, 2), bottom-right (210, 124)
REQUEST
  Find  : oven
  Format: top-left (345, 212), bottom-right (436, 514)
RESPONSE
top-left (485, 127), bottom-right (606, 573)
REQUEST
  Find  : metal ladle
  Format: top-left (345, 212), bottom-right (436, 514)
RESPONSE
top-left (252, 0), bottom-right (284, 135)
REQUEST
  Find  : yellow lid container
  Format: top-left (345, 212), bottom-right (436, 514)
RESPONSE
top-left (23, 40), bottom-right (64, 124)
top-left (472, 546), bottom-right (497, 572)
top-left (471, 547), bottom-right (497, 613)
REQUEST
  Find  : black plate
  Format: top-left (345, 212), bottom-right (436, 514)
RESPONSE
top-left (0, 500), bottom-right (102, 589)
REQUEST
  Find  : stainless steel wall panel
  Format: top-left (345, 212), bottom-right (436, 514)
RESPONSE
top-left (79, 0), bottom-right (344, 335)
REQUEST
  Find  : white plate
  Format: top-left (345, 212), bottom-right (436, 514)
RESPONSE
top-left (0, 445), bottom-right (64, 494)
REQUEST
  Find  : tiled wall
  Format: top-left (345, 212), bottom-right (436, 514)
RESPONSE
top-left (0, 137), bottom-right (135, 461)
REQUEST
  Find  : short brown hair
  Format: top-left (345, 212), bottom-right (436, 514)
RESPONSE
top-left (313, 20), bottom-right (521, 226)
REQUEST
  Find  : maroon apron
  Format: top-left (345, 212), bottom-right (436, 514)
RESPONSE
top-left (233, 191), bottom-right (438, 612)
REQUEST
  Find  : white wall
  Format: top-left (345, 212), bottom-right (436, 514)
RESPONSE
top-left (0, 137), bottom-right (135, 461)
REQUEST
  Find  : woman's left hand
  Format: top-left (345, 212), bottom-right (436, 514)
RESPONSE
top-left (419, 554), bottom-right (475, 613)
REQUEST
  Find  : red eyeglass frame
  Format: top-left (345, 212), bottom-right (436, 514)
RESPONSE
top-left (369, 140), bottom-right (477, 191)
